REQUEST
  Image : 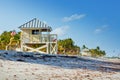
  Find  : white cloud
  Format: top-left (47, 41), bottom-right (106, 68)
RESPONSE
top-left (94, 25), bottom-right (109, 34)
top-left (51, 26), bottom-right (69, 36)
top-left (95, 29), bottom-right (102, 33)
top-left (62, 14), bottom-right (86, 22)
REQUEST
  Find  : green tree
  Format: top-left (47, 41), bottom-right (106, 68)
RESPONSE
top-left (58, 38), bottom-right (80, 55)
top-left (89, 48), bottom-right (106, 57)
top-left (82, 45), bottom-right (88, 50)
top-left (0, 31), bottom-right (20, 50)
top-left (96, 46), bottom-right (100, 51)
top-left (0, 31), bottom-right (11, 43)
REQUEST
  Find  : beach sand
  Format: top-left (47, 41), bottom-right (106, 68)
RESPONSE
top-left (0, 51), bottom-right (120, 80)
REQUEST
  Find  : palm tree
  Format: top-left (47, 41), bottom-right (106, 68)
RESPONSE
top-left (82, 45), bottom-right (88, 50)
top-left (96, 46), bottom-right (100, 51)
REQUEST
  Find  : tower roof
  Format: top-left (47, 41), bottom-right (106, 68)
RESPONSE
top-left (19, 18), bottom-right (52, 32)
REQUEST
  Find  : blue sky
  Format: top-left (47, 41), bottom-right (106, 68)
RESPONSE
top-left (0, 0), bottom-right (120, 57)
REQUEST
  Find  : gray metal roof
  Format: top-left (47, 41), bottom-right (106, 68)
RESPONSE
top-left (18, 18), bottom-right (52, 32)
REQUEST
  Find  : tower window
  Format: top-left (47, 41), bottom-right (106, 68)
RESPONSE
top-left (32, 30), bottom-right (39, 35)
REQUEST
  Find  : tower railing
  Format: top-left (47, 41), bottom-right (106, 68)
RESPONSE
top-left (22, 34), bottom-right (57, 43)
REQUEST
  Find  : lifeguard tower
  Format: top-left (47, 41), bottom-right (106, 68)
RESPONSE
top-left (19, 18), bottom-right (57, 54)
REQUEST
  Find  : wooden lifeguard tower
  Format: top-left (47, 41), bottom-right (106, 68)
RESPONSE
top-left (19, 18), bottom-right (57, 54)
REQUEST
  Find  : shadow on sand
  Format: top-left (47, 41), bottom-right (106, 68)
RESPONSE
top-left (0, 50), bottom-right (120, 72)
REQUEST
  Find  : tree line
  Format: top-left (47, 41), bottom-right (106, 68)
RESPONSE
top-left (81, 45), bottom-right (106, 57)
top-left (0, 31), bottom-right (106, 57)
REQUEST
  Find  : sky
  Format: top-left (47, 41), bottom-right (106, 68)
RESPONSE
top-left (0, 0), bottom-right (120, 57)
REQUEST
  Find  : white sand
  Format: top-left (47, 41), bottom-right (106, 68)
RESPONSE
top-left (0, 51), bottom-right (120, 80)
